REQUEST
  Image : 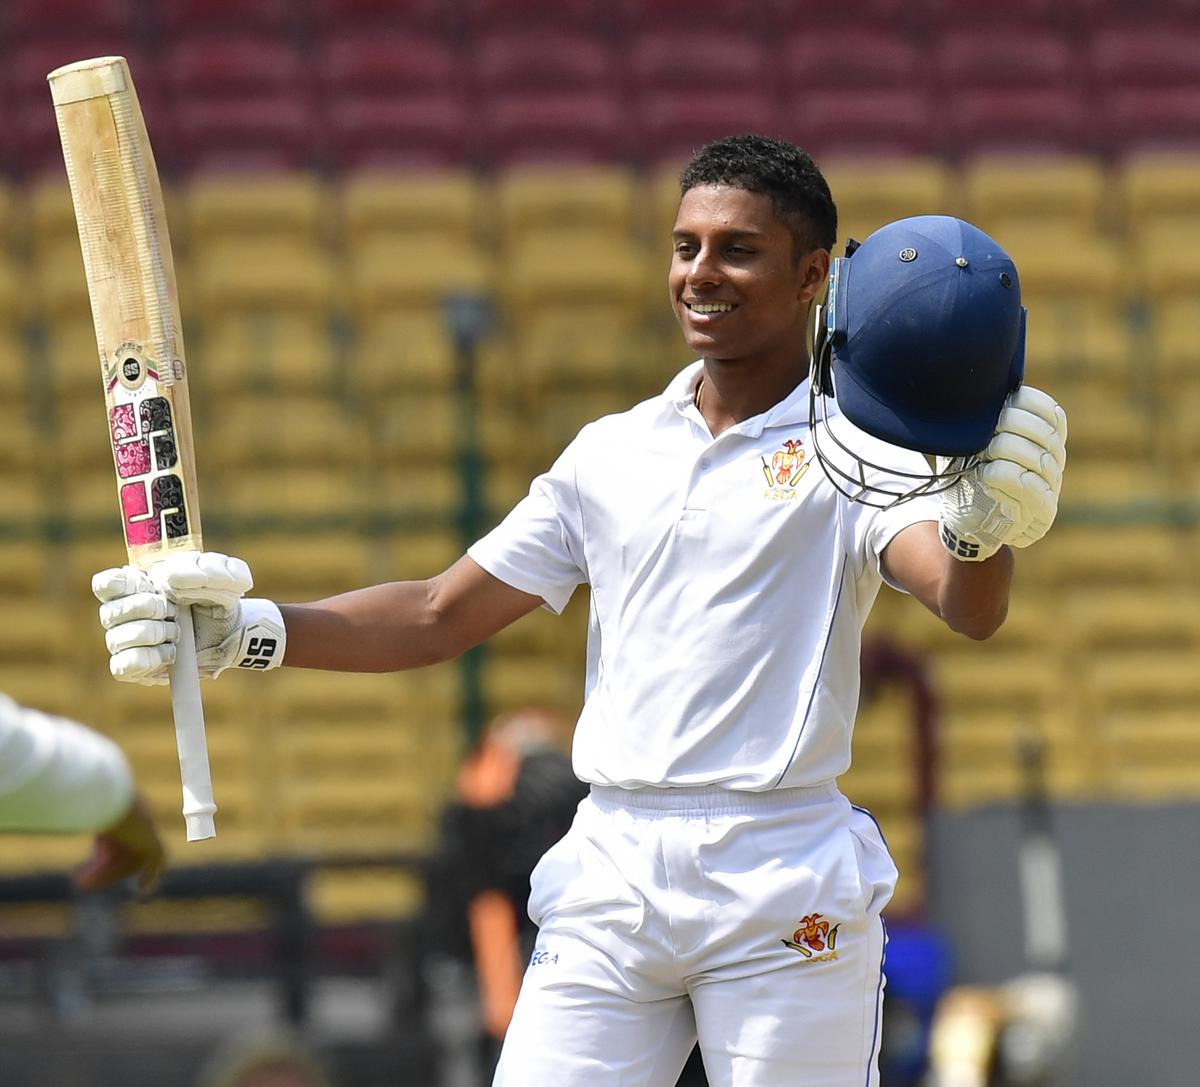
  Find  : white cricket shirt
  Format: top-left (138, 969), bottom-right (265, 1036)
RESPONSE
top-left (0, 693), bottom-right (133, 832)
top-left (468, 362), bottom-right (940, 791)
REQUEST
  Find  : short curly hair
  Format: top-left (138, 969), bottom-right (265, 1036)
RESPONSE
top-left (679, 134), bottom-right (837, 257)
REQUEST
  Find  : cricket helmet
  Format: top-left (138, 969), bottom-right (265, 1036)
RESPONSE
top-left (809, 215), bottom-right (1027, 506)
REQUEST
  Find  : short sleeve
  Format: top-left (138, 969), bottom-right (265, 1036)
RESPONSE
top-left (467, 442), bottom-right (588, 614)
top-left (830, 422), bottom-right (941, 587)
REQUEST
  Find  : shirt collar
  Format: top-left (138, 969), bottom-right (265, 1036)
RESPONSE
top-left (662, 361), bottom-right (817, 436)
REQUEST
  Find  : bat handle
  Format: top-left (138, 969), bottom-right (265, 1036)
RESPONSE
top-left (170, 603), bottom-right (216, 840)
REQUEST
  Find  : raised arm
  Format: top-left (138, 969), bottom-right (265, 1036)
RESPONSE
top-left (280, 556), bottom-right (545, 672)
top-left (94, 553), bottom-right (545, 683)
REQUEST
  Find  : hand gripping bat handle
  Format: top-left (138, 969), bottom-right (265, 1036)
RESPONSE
top-left (170, 604), bottom-right (216, 840)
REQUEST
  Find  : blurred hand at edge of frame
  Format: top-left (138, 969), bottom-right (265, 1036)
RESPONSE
top-left (73, 792), bottom-right (166, 895)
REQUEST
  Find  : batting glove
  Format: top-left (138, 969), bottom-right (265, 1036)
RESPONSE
top-left (939, 386), bottom-right (1068, 562)
top-left (93, 552), bottom-right (286, 684)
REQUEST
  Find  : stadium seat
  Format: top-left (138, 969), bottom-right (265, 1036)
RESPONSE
top-left (339, 170), bottom-right (485, 250)
top-left (202, 394), bottom-right (368, 471)
top-left (1098, 709), bottom-right (1200, 803)
top-left (627, 29), bottom-right (769, 96)
top-left (154, 0), bottom-right (298, 37)
top-left (494, 164), bottom-right (642, 248)
top-left (917, 0), bottom-right (1059, 24)
top-left (377, 462), bottom-right (462, 520)
top-left (935, 28), bottom-right (1078, 92)
top-left (194, 313), bottom-right (340, 396)
top-left (961, 155), bottom-right (1109, 239)
top-left (1065, 587), bottom-right (1200, 653)
top-left (929, 647), bottom-right (1065, 715)
top-left (349, 313), bottom-right (459, 393)
top-left (465, 0), bottom-right (612, 31)
top-left (217, 464), bottom-right (369, 523)
top-left (472, 29), bottom-right (619, 95)
top-left (3, 0), bottom-right (138, 41)
top-left (1085, 649), bottom-right (1200, 714)
top-left (1023, 524), bottom-right (1191, 590)
top-left (310, 0), bottom-right (451, 34)
top-left (481, 655), bottom-right (584, 717)
top-left (784, 89), bottom-right (937, 159)
top-left (306, 866), bottom-right (425, 925)
top-left (1117, 153), bottom-right (1200, 235)
top-left (347, 237), bottom-right (494, 319)
top-left (781, 28), bottom-right (921, 92)
top-left (234, 532), bottom-right (372, 603)
top-left (1053, 385), bottom-right (1154, 463)
top-left (638, 90), bottom-right (781, 166)
top-left (321, 93), bottom-right (474, 172)
top-left (481, 89), bottom-right (629, 167)
top-left (617, 0), bottom-right (764, 33)
top-left (189, 237), bottom-right (340, 316)
top-left (182, 174), bottom-right (331, 247)
top-left (1090, 22), bottom-right (1200, 89)
top-left (817, 157), bottom-right (953, 251)
top-left (943, 87), bottom-right (1096, 156)
top-left (26, 178), bottom-right (84, 254)
top-left (1103, 88), bottom-right (1200, 155)
top-left (368, 388), bottom-right (461, 464)
top-left (316, 29), bottom-right (463, 98)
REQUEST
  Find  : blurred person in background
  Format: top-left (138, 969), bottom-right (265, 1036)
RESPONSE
top-left (196, 1026), bottom-right (335, 1087)
top-left (0, 690), bottom-right (164, 892)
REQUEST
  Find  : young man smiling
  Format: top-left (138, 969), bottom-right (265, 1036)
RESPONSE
top-left (91, 135), bottom-right (1066, 1085)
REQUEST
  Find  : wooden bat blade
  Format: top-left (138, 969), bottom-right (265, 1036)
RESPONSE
top-left (49, 56), bottom-right (216, 841)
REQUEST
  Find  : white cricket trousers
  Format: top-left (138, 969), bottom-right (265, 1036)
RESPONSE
top-left (493, 782), bottom-right (897, 1086)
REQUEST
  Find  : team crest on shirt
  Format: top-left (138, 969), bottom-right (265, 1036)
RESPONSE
top-left (761, 437), bottom-right (810, 501)
top-left (782, 913), bottom-right (841, 963)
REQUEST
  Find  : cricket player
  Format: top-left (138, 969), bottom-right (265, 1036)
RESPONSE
top-left (92, 135), bottom-right (1066, 1084)
top-left (0, 692), bottom-right (165, 892)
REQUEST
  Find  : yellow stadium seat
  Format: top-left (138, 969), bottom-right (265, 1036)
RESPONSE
top-left (1057, 457), bottom-right (1164, 511)
top-left (1149, 296), bottom-right (1200, 375)
top-left (962, 155), bottom-right (1109, 239)
top-left (1065, 587), bottom-right (1200, 652)
top-left (1132, 222), bottom-right (1200, 303)
top-left (189, 238), bottom-right (340, 317)
top-left (512, 312), bottom-right (663, 393)
top-left (0, 407), bottom-right (37, 475)
top-left (371, 529), bottom-right (462, 581)
top-left (1022, 522), bottom-right (1189, 590)
top-left (201, 393), bottom-right (367, 471)
top-left (43, 319), bottom-right (105, 405)
top-left (51, 397), bottom-right (111, 471)
top-left (350, 312), bottom-right (458, 393)
top-left (277, 777), bottom-right (441, 856)
top-left (0, 540), bottom-right (51, 599)
top-left (1097, 709), bottom-right (1200, 802)
top-left (1117, 153), bottom-right (1200, 237)
top-left (340, 169), bottom-right (485, 250)
top-left (1165, 388), bottom-right (1200, 469)
top-left (347, 237), bottom-right (494, 319)
top-left (0, 252), bottom-right (27, 328)
top-left (31, 236), bottom-right (90, 320)
top-left (819, 157), bottom-right (955, 249)
top-left (929, 646), bottom-right (1066, 716)
top-left (217, 464), bottom-right (368, 523)
top-left (0, 177), bottom-right (21, 242)
top-left (378, 462), bottom-right (462, 517)
top-left (194, 312), bottom-right (340, 395)
top-left (503, 233), bottom-right (656, 329)
top-left (1003, 229), bottom-right (1124, 302)
top-left (235, 531), bottom-right (371, 603)
top-left (0, 329), bottom-right (28, 405)
top-left (494, 164), bottom-right (642, 248)
top-left (182, 173), bottom-right (330, 246)
top-left (481, 654), bottom-right (583, 719)
top-left (369, 388), bottom-right (460, 463)
top-left (307, 866), bottom-right (425, 924)
top-left (0, 662), bottom-right (88, 718)
top-left (1058, 387), bottom-right (1155, 463)
top-left (27, 179), bottom-right (82, 253)
top-left (1085, 649), bottom-right (1200, 714)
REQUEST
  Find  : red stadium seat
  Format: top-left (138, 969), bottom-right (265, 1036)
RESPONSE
top-left (481, 90), bottom-right (629, 168)
top-left (321, 94), bottom-right (475, 171)
top-left (174, 97), bottom-right (316, 174)
top-left (944, 88), bottom-right (1096, 156)
top-left (637, 91), bottom-right (782, 167)
top-left (317, 31), bottom-right (464, 96)
top-left (1091, 24), bottom-right (1200, 87)
top-left (1105, 88), bottom-right (1200, 153)
top-left (627, 30), bottom-right (769, 95)
top-left (781, 28), bottom-right (921, 90)
top-left (309, 0), bottom-right (451, 35)
top-left (936, 28), bottom-right (1079, 91)
top-left (472, 30), bottom-right (619, 95)
top-left (155, 0), bottom-right (298, 37)
top-left (771, 0), bottom-right (913, 32)
top-left (162, 36), bottom-right (306, 99)
top-left (918, 0), bottom-right (1059, 24)
top-left (617, 0), bottom-right (765, 33)
top-left (784, 88), bottom-right (938, 159)
top-left (3, 0), bottom-right (137, 41)
top-left (463, 0), bottom-right (612, 33)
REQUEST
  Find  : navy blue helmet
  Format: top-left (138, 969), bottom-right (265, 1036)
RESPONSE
top-left (809, 215), bottom-right (1027, 506)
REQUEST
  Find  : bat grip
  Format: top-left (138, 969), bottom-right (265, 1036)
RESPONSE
top-left (170, 603), bottom-right (216, 840)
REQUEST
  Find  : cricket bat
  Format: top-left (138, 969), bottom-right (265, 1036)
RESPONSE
top-left (49, 56), bottom-right (216, 841)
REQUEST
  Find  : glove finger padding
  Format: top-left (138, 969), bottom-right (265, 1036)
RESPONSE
top-left (150, 552), bottom-right (253, 609)
top-left (93, 565), bottom-right (159, 604)
top-left (98, 591), bottom-right (176, 631)
top-left (105, 617), bottom-right (178, 657)
top-left (109, 643), bottom-right (174, 685)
